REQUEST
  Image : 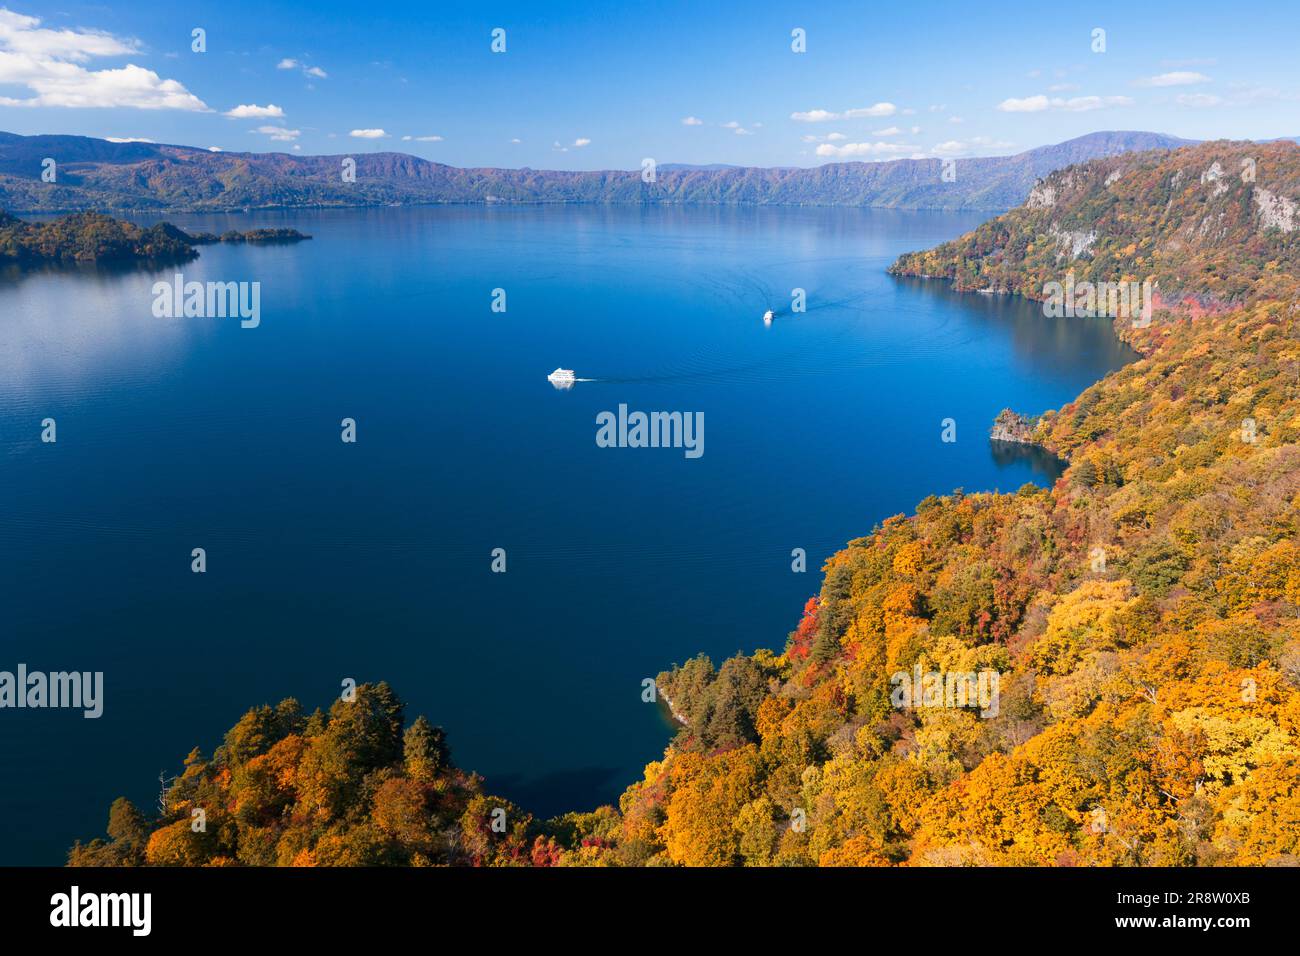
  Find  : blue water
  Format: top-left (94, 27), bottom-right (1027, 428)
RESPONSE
top-left (0, 205), bottom-right (1134, 863)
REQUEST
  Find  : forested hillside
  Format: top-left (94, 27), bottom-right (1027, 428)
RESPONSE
top-left (0, 210), bottom-right (308, 263)
top-left (69, 684), bottom-right (562, 866)
top-left (0, 211), bottom-right (195, 263)
top-left (606, 140), bottom-right (1300, 866)
top-left (73, 140), bottom-right (1300, 866)
top-left (890, 140), bottom-right (1300, 326)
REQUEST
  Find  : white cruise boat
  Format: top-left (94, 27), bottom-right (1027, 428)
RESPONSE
top-left (762, 309), bottom-right (775, 324)
top-left (547, 367), bottom-right (577, 388)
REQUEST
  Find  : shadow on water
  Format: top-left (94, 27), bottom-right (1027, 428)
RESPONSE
top-left (990, 439), bottom-right (1068, 485)
top-left (486, 766), bottom-right (627, 819)
top-left (0, 253), bottom-right (195, 289)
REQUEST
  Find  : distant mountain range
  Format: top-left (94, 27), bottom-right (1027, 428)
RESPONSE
top-left (0, 130), bottom-right (1197, 213)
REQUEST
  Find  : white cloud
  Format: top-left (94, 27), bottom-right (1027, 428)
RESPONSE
top-left (207, 146), bottom-right (221, 152)
top-left (733, 127), bottom-right (752, 135)
top-left (931, 140), bottom-right (968, 156)
top-left (0, 8), bottom-right (134, 59)
top-left (1135, 71), bottom-right (1210, 87)
top-left (827, 132), bottom-right (847, 141)
top-left (510, 137), bottom-right (521, 144)
top-left (401, 134), bottom-right (444, 142)
top-left (998, 95), bottom-right (1050, 112)
top-left (278, 57), bottom-right (327, 79)
top-left (349, 128), bottom-right (388, 139)
top-left (1178, 86), bottom-right (1281, 109)
top-left (225, 103), bottom-right (284, 119)
top-left (254, 126), bottom-right (300, 141)
top-left (105, 136), bottom-right (153, 143)
top-left (681, 116), bottom-right (703, 126)
top-left (1176, 93), bottom-right (1225, 108)
top-left (848, 103), bottom-right (896, 118)
top-left (1059, 95), bottom-right (1134, 111)
top-left (1048, 82), bottom-right (1080, 92)
top-left (873, 126), bottom-right (901, 136)
top-left (573, 137), bottom-right (591, 147)
top-left (815, 141), bottom-right (913, 158)
top-left (0, 9), bottom-right (208, 110)
top-left (932, 136), bottom-right (1015, 157)
top-left (791, 102), bottom-right (896, 122)
top-left (997, 94), bottom-right (1133, 113)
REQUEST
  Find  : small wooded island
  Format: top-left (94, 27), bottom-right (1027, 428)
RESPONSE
top-left (0, 210), bottom-right (310, 265)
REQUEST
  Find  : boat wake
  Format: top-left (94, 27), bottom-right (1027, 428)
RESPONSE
top-left (547, 257), bottom-right (975, 388)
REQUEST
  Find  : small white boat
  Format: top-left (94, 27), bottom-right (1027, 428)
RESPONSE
top-left (547, 367), bottom-right (577, 389)
top-left (762, 310), bottom-right (774, 324)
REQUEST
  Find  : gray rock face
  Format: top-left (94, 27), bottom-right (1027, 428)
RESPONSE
top-left (990, 409), bottom-right (1038, 444)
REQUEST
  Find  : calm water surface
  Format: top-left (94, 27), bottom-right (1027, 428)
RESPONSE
top-left (0, 205), bottom-right (1134, 863)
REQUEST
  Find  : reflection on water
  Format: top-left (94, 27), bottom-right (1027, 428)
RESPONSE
top-left (487, 766), bottom-right (627, 820)
top-left (0, 252), bottom-right (196, 282)
top-left (889, 275), bottom-right (1136, 383)
top-left (0, 258), bottom-right (200, 395)
top-left (989, 439), bottom-right (1067, 485)
top-left (0, 249), bottom-right (219, 294)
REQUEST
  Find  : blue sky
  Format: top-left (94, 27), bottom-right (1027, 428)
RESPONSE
top-left (1, 0), bottom-right (1298, 168)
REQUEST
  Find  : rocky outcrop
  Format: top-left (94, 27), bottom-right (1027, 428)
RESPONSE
top-left (1026, 182), bottom-right (1057, 208)
top-left (1201, 161), bottom-right (1229, 196)
top-left (1050, 224), bottom-right (1098, 259)
top-left (990, 409), bottom-right (1039, 444)
top-left (1254, 187), bottom-right (1297, 232)
top-left (657, 684), bottom-right (688, 726)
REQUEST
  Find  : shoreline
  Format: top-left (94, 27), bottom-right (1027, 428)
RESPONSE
top-left (4, 197), bottom-right (1016, 216)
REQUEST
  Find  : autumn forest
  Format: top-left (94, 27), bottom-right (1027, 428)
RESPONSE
top-left (71, 140), bottom-right (1300, 867)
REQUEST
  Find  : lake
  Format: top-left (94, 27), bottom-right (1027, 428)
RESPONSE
top-left (0, 204), bottom-right (1134, 863)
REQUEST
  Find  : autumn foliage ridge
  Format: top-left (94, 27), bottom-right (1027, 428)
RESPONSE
top-left (74, 140), bottom-right (1300, 866)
